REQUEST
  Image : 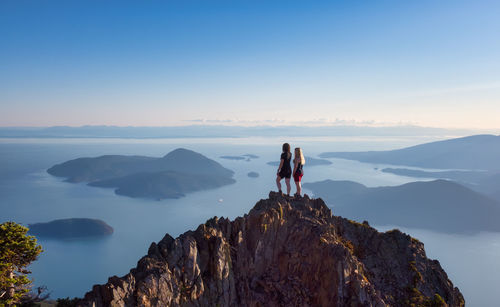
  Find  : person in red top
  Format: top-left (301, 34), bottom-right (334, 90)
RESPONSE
top-left (293, 147), bottom-right (305, 197)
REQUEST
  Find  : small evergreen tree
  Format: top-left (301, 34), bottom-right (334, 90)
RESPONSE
top-left (0, 222), bottom-right (43, 307)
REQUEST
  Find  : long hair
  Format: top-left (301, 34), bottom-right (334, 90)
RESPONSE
top-left (282, 143), bottom-right (291, 153)
top-left (294, 147), bottom-right (305, 165)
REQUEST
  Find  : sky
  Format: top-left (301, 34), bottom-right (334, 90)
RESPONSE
top-left (1, 0), bottom-right (500, 129)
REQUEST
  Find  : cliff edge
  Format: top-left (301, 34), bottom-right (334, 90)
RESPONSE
top-left (80, 192), bottom-right (464, 307)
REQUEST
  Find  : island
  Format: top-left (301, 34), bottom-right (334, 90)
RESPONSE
top-left (220, 154), bottom-right (259, 161)
top-left (319, 134), bottom-right (500, 171)
top-left (247, 171), bottom-right (259, 178)
top-left (48, 148), bottom-right (235, 199)
top-left (266, 156), bottom-right (332, 167)
top-left (381, 168), bottom-right (489, 183)
top-left (380, 168), bottom-right (500, 202)
top-left (242, 154), bottom-right (259, 159)
top-left (28, 218), bottom-right (113, 239)
top-left (220, 156), bottom-right (246, 160)
top-left (319, 135), bottom-right (500, 204)
top-left (303, 179), bottom-right (500, 234)
top-left (89, 171), bottom-right (235, 199)
top-left (466, 172), bottom-right (500, 202)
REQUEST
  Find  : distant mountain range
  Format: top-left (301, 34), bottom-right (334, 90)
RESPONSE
top-left (0, 125), bottom-right (478, 138)
top-left (48, 148), bottom-right (235, 199)
top-left (320, 134), bottom-right (500, 171)
top-left (303, 179), bottom-right (500, 234)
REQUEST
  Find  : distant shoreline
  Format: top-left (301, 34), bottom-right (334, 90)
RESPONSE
top-left (0, 135), bottom-right (243, 139)
top-left (0, 125), bottom-right (488, 140)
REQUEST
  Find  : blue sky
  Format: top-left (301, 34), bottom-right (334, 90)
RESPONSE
top-left (1, 0), bottom-right (500, 129)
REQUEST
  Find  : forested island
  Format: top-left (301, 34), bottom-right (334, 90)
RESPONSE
top-left (28, 218), bottom-right (113, 239)
top-left (48, 148), bottom-right (235, 199)
top-left (304, 179), bottom-right (500, 234)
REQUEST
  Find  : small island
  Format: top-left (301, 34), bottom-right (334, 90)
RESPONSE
top-left (243, 154), bottom-right (259, 159)
top-left (220, 156), bottom-right (246, 160)
top-left (48, 148), bottom-right (235, 200)
top-left (28, 218), bottom-right (113, 239)
top-left (220, 154), bottom-right (259, 161)
top-left (266, 156), bottom-right (332, 167)
top-left (247, 171), bottom-right (259, 178)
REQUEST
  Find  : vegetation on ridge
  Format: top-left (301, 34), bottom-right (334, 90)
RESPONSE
top-left (0, 222), bottom-right (43, 306)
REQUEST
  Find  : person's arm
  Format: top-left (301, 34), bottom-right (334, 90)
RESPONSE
top-left (277, 159), bottom-right (284, 176)
top-left (293, 159), bottom-right (298, 175)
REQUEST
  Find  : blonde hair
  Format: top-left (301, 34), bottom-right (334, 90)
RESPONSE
top-left (294, 147), bottom-right (305, 165)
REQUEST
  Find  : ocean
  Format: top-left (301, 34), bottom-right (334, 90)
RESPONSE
top-left (1, 136), bottom-right (497, 306)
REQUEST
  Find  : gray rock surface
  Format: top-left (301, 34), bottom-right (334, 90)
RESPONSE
top-left (79, 192), bottom-right (464, 307)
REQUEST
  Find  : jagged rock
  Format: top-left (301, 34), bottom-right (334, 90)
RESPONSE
top-left (79, 192), bottom-right (464, 307)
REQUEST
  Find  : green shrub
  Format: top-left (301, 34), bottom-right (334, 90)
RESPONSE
top-left (0, 222), bottom-right (43, 306)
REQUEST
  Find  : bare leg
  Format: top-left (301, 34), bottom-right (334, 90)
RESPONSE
top-left (285, 178), bottom-right (291, 195)
top-left (295, 181), bottom-right (301, 196)
top-left (276, 176), bottom-right (282, 192)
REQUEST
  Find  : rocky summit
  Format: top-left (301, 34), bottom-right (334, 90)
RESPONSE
top-left (79, 192), bottom-right (464, 307)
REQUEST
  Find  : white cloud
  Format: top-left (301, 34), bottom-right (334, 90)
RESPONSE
top-left (181, 118), bottom-right (416, 127)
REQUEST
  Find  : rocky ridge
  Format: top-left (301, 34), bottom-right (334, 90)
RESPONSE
top-left (79, 192), bottom-right (464, 307)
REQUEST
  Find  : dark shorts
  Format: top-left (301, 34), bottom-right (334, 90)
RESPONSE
top-left (294, 172), bottom-right (303, 182)
top-left (278, 170), bottom-right (291, 179)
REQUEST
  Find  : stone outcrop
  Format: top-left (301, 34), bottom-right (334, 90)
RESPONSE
top-left (79, 192), bottom-right (464, 307)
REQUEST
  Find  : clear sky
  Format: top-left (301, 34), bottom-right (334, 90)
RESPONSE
top-left (1, 0), bottom-right (500, 129)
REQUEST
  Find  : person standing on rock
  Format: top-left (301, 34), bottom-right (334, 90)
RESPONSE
top-left (276, 143), bottom-right (292, 196)
top-left (293, 147), bottom-right (305, 197)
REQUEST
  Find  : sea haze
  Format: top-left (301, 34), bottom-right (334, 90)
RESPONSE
top-left (0, 135), bottom-right (499, 306)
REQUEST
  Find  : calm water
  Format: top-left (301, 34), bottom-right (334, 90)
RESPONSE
top-left (0, 136), bottom-right (498, 306)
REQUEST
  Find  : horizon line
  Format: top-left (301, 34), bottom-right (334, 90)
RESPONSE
top-left (0, 123), bottom-right (493, 131)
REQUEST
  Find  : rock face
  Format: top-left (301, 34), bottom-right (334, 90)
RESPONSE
top-left (79, 193), bottom-right (464, 307)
